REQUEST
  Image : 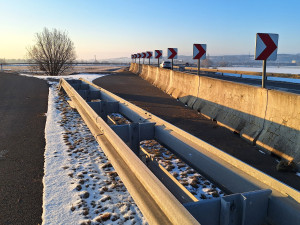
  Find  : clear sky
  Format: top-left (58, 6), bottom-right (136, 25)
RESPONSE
top-left (0, 0), bottom-right (300, 60)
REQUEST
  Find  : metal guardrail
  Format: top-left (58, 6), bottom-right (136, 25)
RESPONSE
top-left (174, 66), bottom-right (300, 79)
top-left (59, 78), bottom-right (300, 225)
top-left (59, 78), bottom-right (200, 225)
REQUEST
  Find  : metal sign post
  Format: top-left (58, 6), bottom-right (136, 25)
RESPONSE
top-left (146, 51), bottom-right (153, 65)
top-left (168, 48), bottom-right (178, 70)
top-left (142, 52), bottom-right (146, 65)
top-left (155, 50), bottom-right (163, 68)
top-left (138, 53), bottom-right (141, 65)
top-left (262, 60), bottom-right (267, 88)
top-left (255, 33), bottom-right (279, 88)
top-left (193, 44), bottom-right (207, 75)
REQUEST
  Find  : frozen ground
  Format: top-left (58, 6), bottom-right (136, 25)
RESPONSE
top-left (20, 73), bottom-right (146, 225)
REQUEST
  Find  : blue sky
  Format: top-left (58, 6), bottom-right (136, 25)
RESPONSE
top-left (0, 0), bottom-right (300, 59)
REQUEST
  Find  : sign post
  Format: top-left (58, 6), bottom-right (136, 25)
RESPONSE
top-left (193, 44), bottom-right (207, 75)
top-left (168, 48), bottom-right (178, 70)
top-left (137, 53), bottom-right (141, 65)
top-left (255, 33), bottom-right (279, 88)
top-left (142, 52), bottom-right (146, 64)
top-left (146, 51), bottom-right (153, 65)
top-left (134, 54), bottom-right (137, 63)
top-left (155, 50), bottom-right (163, 67)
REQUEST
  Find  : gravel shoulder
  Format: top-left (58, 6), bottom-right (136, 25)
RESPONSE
top-left (93, 71), bottom-right (300, 191)
top-left (0, 72), bottom-right (48, 224)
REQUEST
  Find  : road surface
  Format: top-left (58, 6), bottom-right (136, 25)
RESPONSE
top-left (0, 72), bottom-right (48, 224)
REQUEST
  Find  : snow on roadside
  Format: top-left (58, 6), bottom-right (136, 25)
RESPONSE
top-left (43, 85), bottom-right (82, 224)
top-left (43, 82), bottom-right (146, 225)
top-left (20, 73), bottom-right (104, 83)
top-left (23, 72), bottom-right (147, 225)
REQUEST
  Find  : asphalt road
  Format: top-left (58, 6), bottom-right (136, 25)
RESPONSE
top-left (186, 70), bottom-right (300, 95)
top-left (0, 72), bottom-right (48, 225)
top-left (93, 71), bottom-right (300, 191)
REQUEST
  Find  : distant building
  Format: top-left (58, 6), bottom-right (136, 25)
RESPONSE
top-left (292, 60), bottom-right (297, 64)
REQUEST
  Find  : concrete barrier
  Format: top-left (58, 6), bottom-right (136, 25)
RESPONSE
top-left (130, 63), bottom-right (300, 168)
top-left (129, 63), bottom-right (139, 73)
top-left (256, 90), bottom-right (300, 162)
top-left (167, 71), bottom-right (199, 103)
top-left (193, 76), bottom-right (268, 144)
top-left (154, 67), bottom-right (171, 91)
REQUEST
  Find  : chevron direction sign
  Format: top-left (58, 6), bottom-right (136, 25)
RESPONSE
top-left (193, 44), bottom-right (206, 60)
top-left (154, 50), bottom-right (163, 59)
top-left (131, 54), bottom-right (134, 59)
top-left (146, 51), bottom-right (153, 59)
top-left (255, 33), bottom-right (278, 61)
top-left (141, 52), bottom-right (146, 58)
top-left (134, 54), bottom-right (137, 58)
top-left (137, 53), bottom-right (141, 58)
top-left (168, 48), bottom-right (178, 59)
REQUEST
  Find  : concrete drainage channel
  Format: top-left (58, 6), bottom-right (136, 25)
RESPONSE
top-left (59, 78), bottom-right (300, 225)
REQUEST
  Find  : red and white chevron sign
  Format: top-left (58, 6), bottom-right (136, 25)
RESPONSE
top-left (141, 52), bottom-right (146, 58)
top-left (154, 50), bottom-right (163, 59)
top-left (137, 53), bottom-right (141, 58)
top-left (168, 48), bottom-right (178, 59)
top-left (131, 54), bottom-right (134, 59)
top-left (134, 54), bottom-right (137, 58)
top-left (193, 44), bottom-right (206, 60)
top-left (255, 33), bottom-right (278, 61)
top-left (146, 51), bottom-right (153, 59)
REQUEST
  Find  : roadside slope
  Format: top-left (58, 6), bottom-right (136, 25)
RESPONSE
top-left (0, 72), bottom-right (48, 224)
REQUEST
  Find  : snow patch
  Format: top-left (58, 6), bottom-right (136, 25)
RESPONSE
top-left (20, 73), bottom-right (105, 82)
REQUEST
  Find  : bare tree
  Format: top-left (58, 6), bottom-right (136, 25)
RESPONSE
top-left (27, 28), bottom-right (76, 75)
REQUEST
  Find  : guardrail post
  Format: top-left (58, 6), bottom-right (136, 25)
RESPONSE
top-left (130, 123), bottom-right (140, 155)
